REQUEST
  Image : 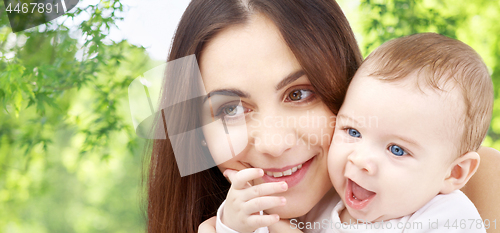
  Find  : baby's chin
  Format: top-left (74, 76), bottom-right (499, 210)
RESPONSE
top-left (348, 209), bottom-right (395, 223)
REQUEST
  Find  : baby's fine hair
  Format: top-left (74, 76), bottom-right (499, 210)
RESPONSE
top-left (362, 32), bottom-right (493, 155)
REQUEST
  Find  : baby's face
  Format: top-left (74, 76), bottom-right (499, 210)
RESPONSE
top-left (328, 71), bottom-right (463, 222)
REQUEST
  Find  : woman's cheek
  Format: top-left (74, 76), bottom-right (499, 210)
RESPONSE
top-left (202, 124), bottom-right (229, 165)
top-left (293, 108), bottom-right (334, 146)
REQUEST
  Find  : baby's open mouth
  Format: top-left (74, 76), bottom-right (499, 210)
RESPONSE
top-left (351, 180), bottom-right (376, 201)
top-left (345, 179), bottom-right (376, 210)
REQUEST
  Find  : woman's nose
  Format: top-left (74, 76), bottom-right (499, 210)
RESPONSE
top-left (249, 113), bottom-right (296, 157)
top-left (347, 145), bottom-right (378, 175)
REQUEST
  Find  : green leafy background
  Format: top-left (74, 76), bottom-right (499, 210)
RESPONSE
top-left (0, 0), bottom-right (498, 232)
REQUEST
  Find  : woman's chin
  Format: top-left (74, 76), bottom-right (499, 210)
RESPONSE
top-left (265, 202), bottom-right (314, 219)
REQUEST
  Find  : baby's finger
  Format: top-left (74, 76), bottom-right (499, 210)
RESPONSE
top-left (240, 182), bottom-right (288, 201)
top-left (225, 168), bottom-right (264, 190)
top-left (197, 216), bottom-right (217, 233)
top-left (243, 196), bottom-right (286, 214)
top-left (222, 169), bottom-right (238, 180)
top-left (247, 214), bottom-right (280, 229)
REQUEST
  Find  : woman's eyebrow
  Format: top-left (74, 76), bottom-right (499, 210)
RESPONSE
top-left (275, 70), bottom-right (305, 90)
top-left (203, 89), bottom-right (250, 103)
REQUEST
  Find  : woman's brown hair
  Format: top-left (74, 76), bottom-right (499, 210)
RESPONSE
top-left (145, 0), bottom-right (362, 232)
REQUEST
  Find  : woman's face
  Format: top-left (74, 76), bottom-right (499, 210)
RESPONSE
top-left (199, 14), bottom-right (334, 218)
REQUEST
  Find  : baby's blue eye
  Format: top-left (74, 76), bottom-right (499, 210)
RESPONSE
top-left (347, 128), bottom-right (361, 138)
top-left (389, 145), bottom-right (406, 156)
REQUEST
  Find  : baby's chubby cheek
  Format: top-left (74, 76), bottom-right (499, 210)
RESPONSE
top-left (327, 133), bottom-right (347, 190)
top-left (327, 140), bottom-right (339, 182)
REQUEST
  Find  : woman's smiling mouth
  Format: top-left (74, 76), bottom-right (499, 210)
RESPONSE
top-left (260, 156), bottom-right (315, 188)
top-left (265, 163), bottom-right (303, 177)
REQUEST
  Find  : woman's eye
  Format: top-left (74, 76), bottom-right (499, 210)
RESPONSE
top-left (223, 106), bottom-right (237, 116)
top-left (389, 145), bottom-right (407, 156)
top-left (285, 89), bottom-right (314, 102)
top-left (219, 105), bottom-right (245, 117)
top-left (289, 90), bottom-right (302, 101)
top-left (347, 128), bottom-right (361, 138)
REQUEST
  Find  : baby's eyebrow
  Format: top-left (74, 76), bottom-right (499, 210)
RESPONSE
top-left (336, 113), bottom-right (356, 121)
top-left (336, 113), bottom-right (360, 125)
top-left (392, 134), bottom-right (422, 150)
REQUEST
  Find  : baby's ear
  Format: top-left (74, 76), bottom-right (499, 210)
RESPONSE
top-left (440, 151), bottom-right (480, 194)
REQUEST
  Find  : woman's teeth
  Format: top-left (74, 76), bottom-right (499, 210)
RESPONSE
top-left (266, 164), bottom-right (303, 178)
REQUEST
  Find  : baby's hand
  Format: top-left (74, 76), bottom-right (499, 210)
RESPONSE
top-left (222, 168), bottom-right (288, 233)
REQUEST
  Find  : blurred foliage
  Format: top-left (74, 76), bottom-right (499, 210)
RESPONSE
top-left (0, 0), bottom-right (499, 232)
top-left (0, 0), bottom-right (158, 232)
